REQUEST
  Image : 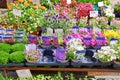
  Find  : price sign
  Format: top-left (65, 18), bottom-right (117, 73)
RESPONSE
top-left (98, 2), bottom-right (104, 7)
top-left (32, 0), bottom-right (40, 4)
top-left (16, 69), bottom-right (32, 78)
top-left (47, 28), bottom-right (53, 35)
top-left (55, 29), bottom-right (63, 35)
top-left (90, 11), bottom-right (98, 17)
top-left (67, 0), bottom-right (71, 4)
top-left (13, 9), bottom-right (21, 16)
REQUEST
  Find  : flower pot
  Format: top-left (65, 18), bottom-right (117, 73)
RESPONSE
top-left (113, 61), bottom-right (120, 70)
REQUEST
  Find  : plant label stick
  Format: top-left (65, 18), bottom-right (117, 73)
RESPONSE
top-left (67, 0), bottom-right (71, 4)
top-left (98, 2), bottom-right (104, 7)
top-left (13, 9), bottom-right (21, 17)
top-left (90, 11), bottom-right (98, 18)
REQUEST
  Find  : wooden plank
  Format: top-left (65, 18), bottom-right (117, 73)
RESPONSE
top-left (2, 68), bottom-right (120, 72)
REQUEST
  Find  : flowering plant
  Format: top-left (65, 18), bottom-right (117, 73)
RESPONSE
top-left (95, 46), bottom-right (117, 62)
top-left (103, 30), bottom-right (120, 40)
top-left (104, 6), bottom-right (115, 21)
top-left (66, 38), bottom-right (85, 60)
top-left (112, 44), bottom-right (120, 61)
top-left (24, 44), bottom-right (41, 63)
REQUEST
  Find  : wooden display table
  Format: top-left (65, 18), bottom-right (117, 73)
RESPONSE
top-left (2, 67), bottom-right (120, 76)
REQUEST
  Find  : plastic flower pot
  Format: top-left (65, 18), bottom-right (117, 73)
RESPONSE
top-left (28, 35), bottom-right (38, 44)
top-left (76, 50), bottom-right (85, 62)
top-left (41, 36), bottom-right (51, 45)
top-left (110, 38), bottom-right (118, 45)
top-left (52, 36), bottom-right (58, 45)
top-left (55, 48), bottom-right (67, 63)
top-left (0, 28), bottom-right (4, 34)
top-left (72, 26), bottom-right (79, 32)
top-left (14, 36), bottom-right (23, 43)
top-left (83, 37), bottom-right (92, 47)
top-left (6, 29), bottom-right (14, 34)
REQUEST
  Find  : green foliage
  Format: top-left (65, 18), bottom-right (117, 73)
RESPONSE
top-left (67, 49), bottom-right (77, 60)
top-left (9, 51), bottom-right (25, 63)
top-left (0, 51), bottom-right (9, 64)
top-left (114, 6), bottom-right (120, 12)
top-left (11, 43), bottom-right (25, 52)
top-left (0, 43), bottom-right (11, 53)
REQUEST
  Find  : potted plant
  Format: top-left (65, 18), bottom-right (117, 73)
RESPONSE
top-left (24, 49), bottom-right (41, 63)
top-left (0, 43), bottom-right (11, 53)
top-left (0, 51), bottom-right (9, 66)
top-left (9, 51), bottom-right (25, 67)
top-left (112, 44), bottom-right (120, 69)
top-left (95, 46), bottom-right (116, 63)
top-left (11, 43), bottom-right (25, 52)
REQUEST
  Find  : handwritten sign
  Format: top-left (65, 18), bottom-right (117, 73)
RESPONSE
top-left (67, 0), bottom-right (71, 4)
top-left (13, 9), bottom-right (21, 16)
top-left (32, 0), bottom-right (40, 4)
top-left (16, 69), bottom-right (32, 78)
top-left (98, 2), bottom-right (104, 7)
top-left (90, 11), bottom-right (98, 17)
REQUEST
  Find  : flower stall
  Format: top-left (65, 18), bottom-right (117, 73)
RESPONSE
top-left (0, 0), bottom-right (120, 79)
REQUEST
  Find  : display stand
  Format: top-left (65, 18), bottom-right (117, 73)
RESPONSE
top-left (2, 67), bottom-right (120, 76)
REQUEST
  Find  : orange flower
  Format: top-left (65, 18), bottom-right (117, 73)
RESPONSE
top-left (7, 5), bottom-right (11, 10)
top-left (4, 15), bottom-right (7, 18)
top-left (24, 2), bottom-right (28, 6)
top-left (40, 6), bottom-right (46, 10)
top-left (18, 0), bottom-right (24, 3)
top-left (28, 0), bottom-right (32, 3)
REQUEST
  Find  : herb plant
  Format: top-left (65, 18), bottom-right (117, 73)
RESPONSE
top-left (0, 43), bottom-right (11, 53)
top-left (0, 51), bottom-right (9, 64)
top-left (11, 43), bottom-right (25, 52)
top-left (9, 51), bottom-right (25, 63)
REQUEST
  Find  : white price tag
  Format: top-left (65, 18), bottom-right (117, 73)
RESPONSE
top-left (55, 29), bottom-right (63, 35)
top-left (47, 28), bottom-right (53, 35)
top-left (13, 9), bottom-right (21, 16)
top-left (90, 11), bottom-right (98, 17)
top-left (98, 2), bottom-right (104, 7)
top-left (67, 0), bottom-right (71, 4)
top-left (32, 0), bottom-right (40, 4)
top-left (16, 69), bottom-right (32, 78)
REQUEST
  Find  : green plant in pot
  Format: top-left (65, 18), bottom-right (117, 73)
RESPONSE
top-left (113, 44), bottom-right (120, 65)
top-left (11, 43), bottom-right (25, 52)
top-left (0, 51), bottom-right (9, 64)
top-left (9, 51), bottom-right (25, 63)
top-left (67, 49), bottom-right (77, 62)
top-left (0, 43), bottom-right (11, 53)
